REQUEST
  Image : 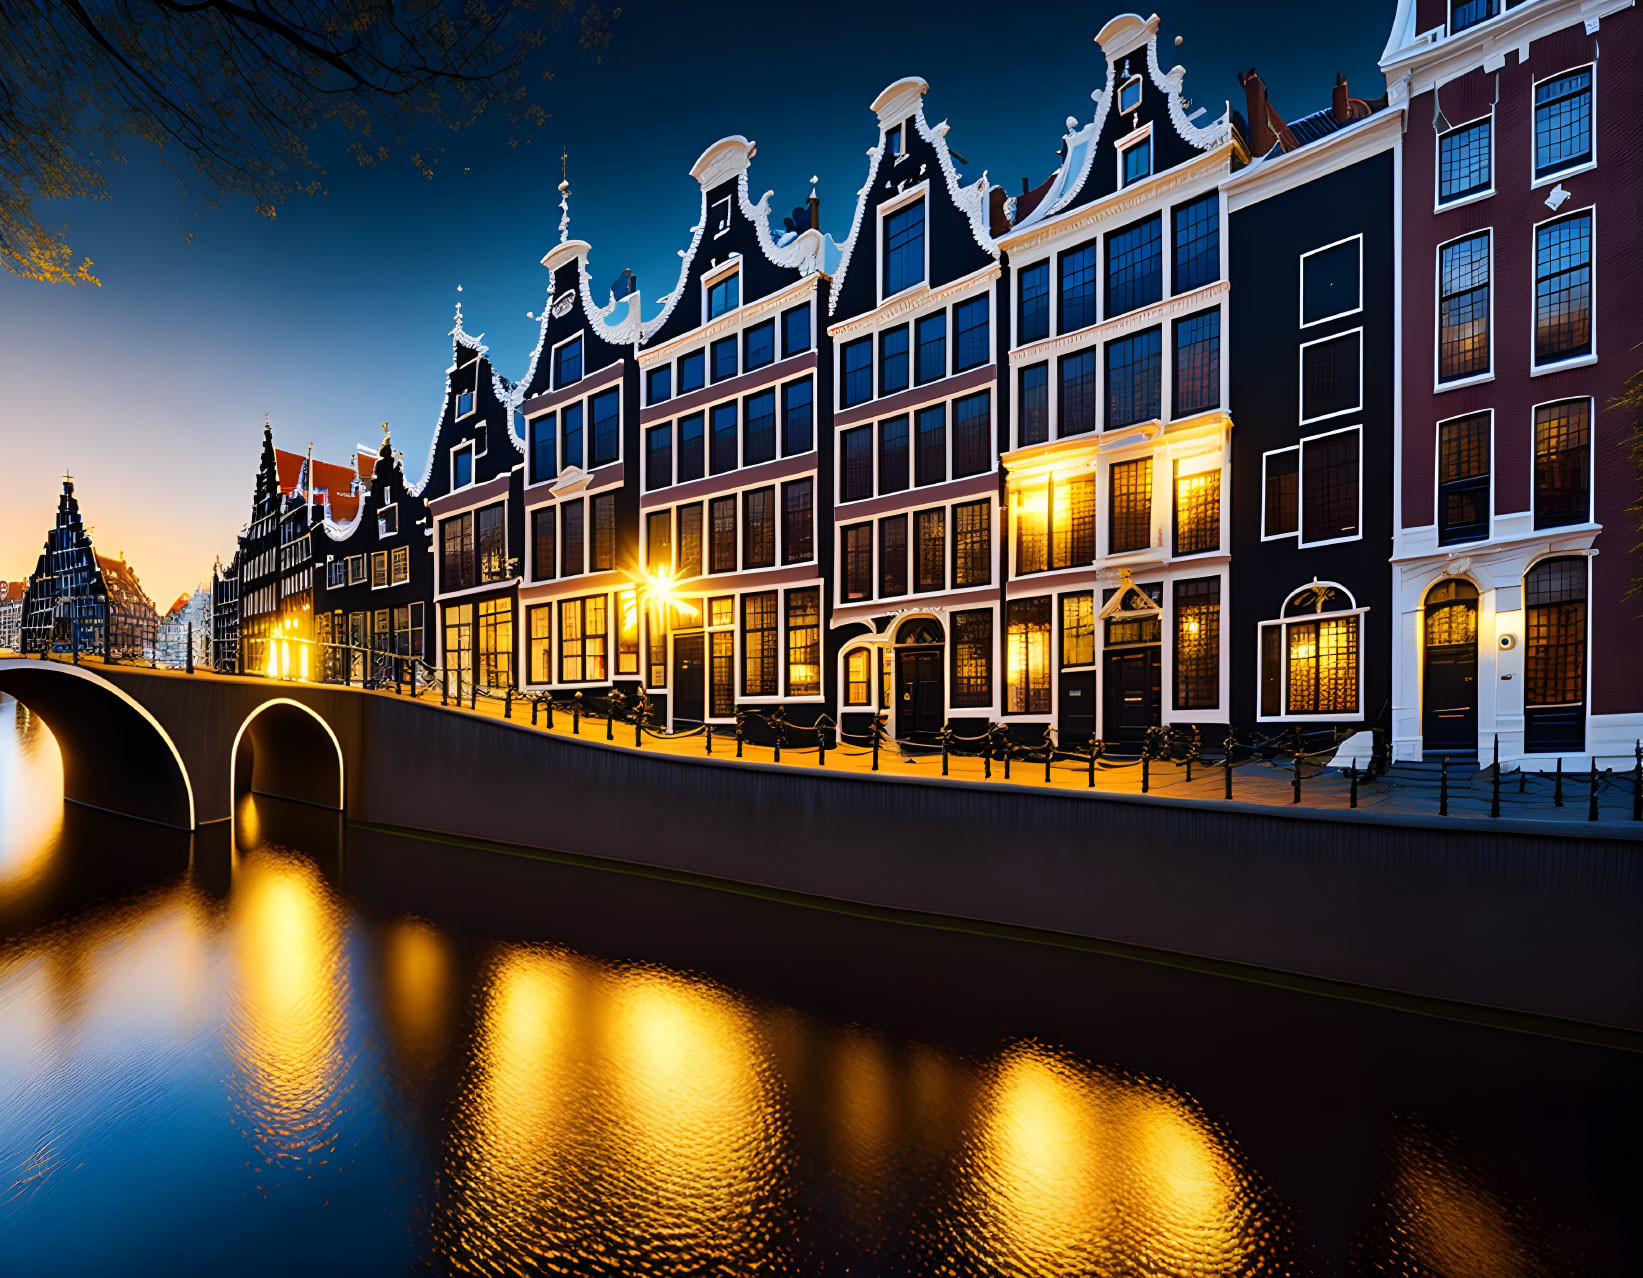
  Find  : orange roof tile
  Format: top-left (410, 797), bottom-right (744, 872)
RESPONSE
top-left (274, 447), bottom-right (358, 500)
top-left (328, 492), bottom-right (363, 523)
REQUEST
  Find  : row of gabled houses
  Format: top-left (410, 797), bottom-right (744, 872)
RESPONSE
top-left (205, 2), bottom-right (1641, 767)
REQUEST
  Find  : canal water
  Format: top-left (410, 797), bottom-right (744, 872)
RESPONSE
top-left (1, 693), bottom-right (1638, 1276)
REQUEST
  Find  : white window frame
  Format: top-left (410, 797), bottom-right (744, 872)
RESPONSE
top-left (710, 194), bottom-right (734, 239)
top-left (1529, 62), bottom-right (1597, 190)
top-left (450, 441), bottom-right (476, 491)
top-left (550, 332), bottom-right (584, 391)
top-left (875, 182), bottom-right (931, 306)
top-left (1259, 444), bottom-right (1300, 542)
top-left (1298, 233), bottom-right (1364, 329)
top-left (1433, 111), bottom-right (1495, 213)
top-left (1116, 122), bottom-right (1154, 189)
top-left (1118, 73), bottom-right (1144, 116)
top-left (1434, 227), bottom-right (1495, 392)
top-left (702, 259), bottom-right (741, 324)
top-left (1297, 326), bottom-right (1364, 425)
top-left (377, 502), bottom-right (398, 540)
top-left (1256, 582), bottom-right (1367, 723)
top-left (1528, 204), bottom-right (1597, 377)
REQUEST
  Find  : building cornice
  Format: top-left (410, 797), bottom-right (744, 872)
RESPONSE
top-left (1380, 0), bottom-right (1631, 97)
top-left (1223, 109), bottom-right (1403, 213)
top-left (827, 262), bottom-right (1001, 339)
top-left (639, 274), bottom-right (820, 368)
top-left (1007, 280), bottom-right (1229, 369)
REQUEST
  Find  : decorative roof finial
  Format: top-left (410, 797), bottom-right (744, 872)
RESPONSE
top-left (381, 420), bottom-right (391, 446)
top-left (557, 148), bottom-right (572, 245)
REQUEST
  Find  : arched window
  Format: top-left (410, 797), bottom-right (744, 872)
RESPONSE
top-left (894, 617), bottom-right (943, 646)
top-left (1524, 556), bottom-right (1587, 752)
top-left (1259, 582), bottom-right (1363, 720)
top-left (843, 647), bottom-right (875, 707)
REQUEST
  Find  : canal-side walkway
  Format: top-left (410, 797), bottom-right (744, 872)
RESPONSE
top-left (32, 650), bottom-right (1641, 834)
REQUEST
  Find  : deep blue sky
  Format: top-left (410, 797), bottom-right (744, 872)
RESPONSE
top-left (0, 1), bottom-right (1393, 602)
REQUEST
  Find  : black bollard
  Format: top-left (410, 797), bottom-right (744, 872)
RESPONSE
top-left (1589, 765), bottom-right (1599, 822)
top-left (573, 694), bottom-right (581, 735)
top-left (983, 739), bottom-right (991, 779)
top-left (504, 687), bottom-right (512, 720)
top-left (735, 721), bottom-right (743, 758)
top-left (1490, 734), bottom-right (1501, 818)
top-left (1439, 755), bottom-right (1449, 816)
top-left (1554, 756), bottom-right (1563, 807)
top-left (1349, 765), bottom-right (1359, 809)
top-left (545, 698), bottom-right (554, 731)
top-left (186, 623), bottom-right (194, 674)
top-left (1044, 735), bottom-right (1052, 784)
top-left (635, 707), bottom-right (642, 749)
top-left (1004, 744), bottom-right (1011, 781)
top-left (1087, 740), bottom-right (1095, 788)
top-left (705, 724), bottom-right (713, 754)
top-left (470, 679), bottom-right (477, 709)
top-left (941, 730), bottom-right (950, 777)
top-left (818, 725), bottom-right (827, 768)
top-left (1292, 749), bottom-right (1302, 805)
top-left (1141, 753), bottom-right (1149, 794)
top-left (1634, 741), bottom-right (1642, 822)
top-left (1224, 742), bottom-right (1233, 801)
top-left (1185, 754), bottom-right (1192, 785)
top-left (440, 672), bottom-right (447, 705)
top-left (871, 719), bottom-right (880, 771)
top-left (532, 698), bottom-right (539, 726)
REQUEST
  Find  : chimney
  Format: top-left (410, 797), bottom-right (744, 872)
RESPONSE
top-left (1333, 73), bottom-right (1351, 123)
top-left (1237, 67), bottom-right (1297, 156)
top-left (807, 176), bottom-right (820, 235)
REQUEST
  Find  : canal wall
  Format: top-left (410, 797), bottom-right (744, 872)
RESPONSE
top-left (349, 695), bottom-right (1643, 1033)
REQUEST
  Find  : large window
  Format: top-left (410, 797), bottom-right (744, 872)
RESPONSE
top-left (1438, 233), bottom-right (1490, 382)
top-left (1059, 241), bottom-right (1099, 333)
top-left (1172, 194), bottom-right (1219, 294)
top-left (841, 426), bottom-right (873, 502)
top-left (782, 303), bottom-right (811, 358)
top-left (742, 591), bottom-right (778, 696)
top-left (1106, 328), bottom-right (1162, 429)
top-left (1105, 215), bottom-right (1162, 318)
top-left (841, 338), bottom-right (872, 408)
top-left (1173, 310), bottom-right (1220, 416)
top-left (530, 412), bottom-right (556, 484)
top-left (879, 514), bottom-right (908, 598)
top-left (953, 391), bottom-right (991, 478)
top-left (915, 404), bottom-right (946, 487)
top-left (1061, 592), bottom-right (1094, 668)
top-left (782, 379), bottom-right (813, 455)
top-left (1172, 456), bottom-right (1220, 555)
top-left (1300, 330), bottom-right (1361, 421)
top-left (782, 478), bottom-right (813, 564)
top-left (531, 506), bottom-right (556, 581)
top-left (1438, 118), bottom-right (1492, 203)
top-left (882, 198), bottom-right (925, 296)
top-left (1015, 477), bottom-right (1095, 574)
top-left (951, 609), bottom-right (993, 708)
top-left (553, 336), bottom-right (582, 389)
top-left (1260, 590), bottom-right (1361, 719)
top-left (476, 597), bottom-right (513, 689)
top-left (1449, 0), bottom-right (1497, 33)
top-left (743, 487), bottom-right (775, 569)
top-left (880, 325), bottom-right (910, 395)
top-left (678, 349), bottom-right (705, 394)
top-left (915, 508), bottom-right (946, 593)
top-left (589, 388), bottom-right (619, 467)
top-left (1109, 457), bottom-right (1152, 553)
top-left (845, 647), bottom-right (874, 707)
top-left (1438, 413), bottom-right (1490, 545)
top-left (954, 297), bottom-right (989, 371)
top-left (745, 319), bottom-right (775, 371)
top-left (744, 390), bottom-right (776, 466)
top-left (1524, 557), bottom-right (1587, 751)
top-left (787, 588), bottom-right (820, 697)
top-left (1534, 212), bottom-right (1592, 366)
top-left (1268, 445), bottom-right (1307, 536)
top-left (1018, 364), bottom-right (1048, 447)
top-left (879, 414), bottom-right (910, 494)
top-left (527, 605), bottom-right (552, 684)
top-left (1301, 238), bottom-right (1361, 325)
top-left (646, 365), bottom-right (671, 407)
top-left (645, 510), bottom-right (671, 575)
top-left (561, 402), bottom-right (583, 471)
top-left (1173, 577), bottom-right (1220, 710)
top-left (709, 495), bottom-right (737, 573)
top-left (558, 594), bottom-right (607, 683)
top-left (477, 504), bottom-right (507, 582)
top-left (711, 402), bottom-right (738, 475)
top-left (1005, 597), bottom-right (1051, 714)
top-left (1300, 428), bottom-right (1360, 545)
top-left (677, 504), bottom-right (703, 579)
top-left (441, 512), bottom-right (474, 591)
top-left (711, 335), bottom-right (737, 383)
top-left (1019, 262), bottom-right (1050, 343)
top-left (842, 523), bottom-right (872, 601)
top-left (1059, 349), bottom-right (1098, 437)
top-left (953, 500), bottom-right (991, 587)
top-left (1533, 399), bottom-right (1591, 529)
top-left (1120, 134), bottom-right (1151, 187)
top-left (916, 312), bottom-right (946, 384)
top-left (707, 271), bottom-right (739, 319)
top-left (1533, 67), bottom-right (1593, 180)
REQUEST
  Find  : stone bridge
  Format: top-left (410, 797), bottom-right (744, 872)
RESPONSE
top-left (2, 655), bottom-right (1640, 1033)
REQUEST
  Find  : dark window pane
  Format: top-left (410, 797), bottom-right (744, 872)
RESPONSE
top-left (1019, 363), bottom-right (1049, 447)
top-left (954, 500), bottom-right (991, 587)
top-left (531, 507), bottom-right (556, 582)
top-left (1534, 68), bottom-right (1592, 178)
top-left (1301, 331), bottom-right (1361, 419)
top-left (1439, 119), bottom-right (1492, 201)
top-left (561, 402), bottom-right (583, 471)
top-left (1524, 556), bottom-right (1586, 707)
top-left (678, 350), bottom-right (705, 394)
top-left (1109, 457), bottom-right (1152, 553)
top-left (1301, 240), bottom-right (1361, 324)
top-left (1533, 399), bottom-right (1590, 529)
top-left (1173, 310), bottom-right (1220, 416)
top-left (843, 523), bottom-right (872, 601)
top-left (589, 388), bottom-right (619, 467)
top-left (951, 609), bottom-right (993, 707)
top-left (710, 402), bottom-right (738, 475)
top-left (954, 296), bottom-right (989, 371)
top-left (591, 493), bottom-right (615, 571)
top-left (1059, 241), bottom-right (1099, 333)
top-left (952, 391), bottom-right (991, 477)
top-left (841, 338), bottom-right (872, 407)
top-left (1535, 213), bottom-right (1592, 365)
top-left (743, 487), bottom-right (775, 569)
top-left (744, 390), bottom-right (776, 466)
top-left (677, 413), bottom-right (704, 482)
top-left (882, 199), bottom-right (926, 296)
top-left (916, 312), bottom-right (947, 384)
top-left (1105, 328), bottom-right (1162, 428)
top-left (1105, 215), bottom-right (1162, 317)
top-left (880, 325), bottom-right (910, 395)
top-left (708, 272), bottom-right (739, 319)
top-left (1263, 450), bottom-right (1299, 538)
top-left (647, 365), bottom-right (671, 405)
top-left (560, 499), bottom-right (583, 577)
top-left (783, 478), bottom-right (813, 564)
top-left (553, 337), bottom-right (582, 387)
top-left (1059, 349), bottom-right (1098, 437)
top-left (709, 495), bottom-right (737, 572)
top-left (879, 514), bottom-right (908, 597)
top-left (1172, 194), bottom-right (1219, 294)
top-left (744, 320), bottom-right (775, 371)
top-left (841, 426), bottom-right (874, 502)
top-left (781, 304), bottom-right (811, 357)
top-left (530, 412), bottom-right (556, 484)
top-left (1300, 431), bottom-right (1360, 544)
top-left (1438, 413), bottom-right (1490, 545)
top-left (742, 590), bottom-right (777, 696)
top-left (1019, 262), bottom-right (1050, 343)
top-left (878, 415), bottom-right (909, 495)
top-left (915, 404), bottom-right (946, 486)
top-left (1439, 233), bottom-right (1490, 381)
top-left (677, 504), bottom-right (703, 578)
top-left (915, 508), bottom-right (946, 593)
top-left (1450, 0), bottom-right (1499, 32)
top-left (782, 379), bottom-right (813, 455)
top-left (645, 423), bottom-right (671, 491)
top-left (711, 335), bottom-right (737, 382)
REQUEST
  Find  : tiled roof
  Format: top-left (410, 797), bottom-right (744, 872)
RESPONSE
top-left (274, 447), bottom-right (360, 499)
top-left (328, 492), bottom-right (364, 523)
top-left (0, 580), bottom-right (25, 602)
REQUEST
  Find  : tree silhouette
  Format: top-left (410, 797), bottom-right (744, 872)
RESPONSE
top-left (0, 0), bottom-right (614, 284)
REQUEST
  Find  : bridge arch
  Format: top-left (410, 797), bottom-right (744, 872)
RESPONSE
top-left (230, 697), bottom-right (345, 816)
top-left (0, 659), bottom-right (196, 829)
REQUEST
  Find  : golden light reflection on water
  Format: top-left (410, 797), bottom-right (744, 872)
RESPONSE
top-left (379, 916), bottom-right (454, 1074)
top-left (0, 695), bottom-right (65, 902)
top-left (954, 1042), bottom-right (1286, 1277)
top-left (222, 845), bottom-right (353, 1186)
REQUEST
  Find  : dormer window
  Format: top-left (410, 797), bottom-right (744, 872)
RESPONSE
top-left (553, 335), bottom-right (583, 389)
top-left (1119, 74), bottom-right (1143, 115)
top-left (886, 121), bottom-right (906, 159)
top-left (451, 443), bottom-right (474, 490)
top-left (706, 268), bottom-right (739, 320)
top-left (378, 504), bottom-right (398, 538)
top-left (881, 196), bottom-right (926, 299)
top-left (1119, 128), bottom-right (1152, 187)
top-left (457, 389), bottom-right (475, 418)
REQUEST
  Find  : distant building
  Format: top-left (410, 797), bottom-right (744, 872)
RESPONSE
top-left (211, 553), bottom-right (240, 673)
top-left (20, 477), bottom-right (158, 660)
top-left (0, 580), bottom-right (26, 652)
top-left (158, 586), bottom-right (211, 669)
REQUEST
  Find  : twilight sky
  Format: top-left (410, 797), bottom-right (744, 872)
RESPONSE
top-left (0, 0), bottom-right (1392, 606)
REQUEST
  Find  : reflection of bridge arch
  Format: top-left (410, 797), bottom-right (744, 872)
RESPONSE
top-left (0, 659), bottom-right (195, 829)
top-left (230, 698), bottom-right (345, 816)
